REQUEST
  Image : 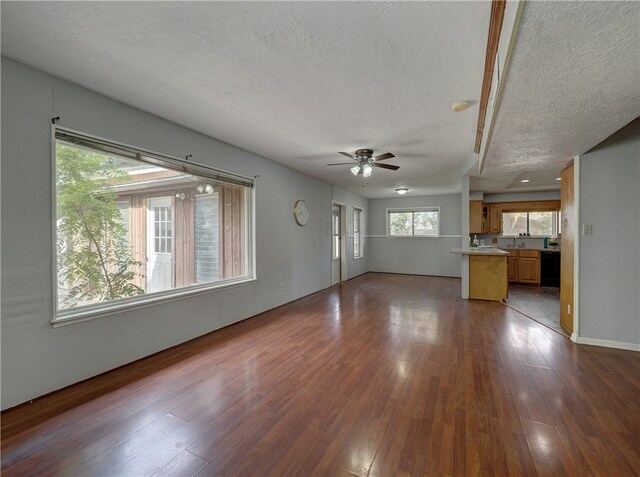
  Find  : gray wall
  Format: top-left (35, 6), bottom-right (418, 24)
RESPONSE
top-left (0, 59), bottom-right (368, 409)
top-left (330, 186), bottom-right (369, 279)
top-left (578, 118), bottom-right (640, 346)
top-left (367, 194), bottom-right (462, 277)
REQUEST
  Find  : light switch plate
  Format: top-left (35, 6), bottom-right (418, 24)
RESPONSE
top-left (583, 224), bottom-right (593, 235)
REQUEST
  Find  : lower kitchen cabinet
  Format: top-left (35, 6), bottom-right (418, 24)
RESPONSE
top-left (507, 257), bottom-right (518, 282)
top-left (505, 249), bottom-right (541, 285)
top-left (518, 250), bottom-right (540, 285)
top-left (517, 257), bottom-right (540, 284)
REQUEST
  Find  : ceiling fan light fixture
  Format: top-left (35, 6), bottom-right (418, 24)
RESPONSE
top-left (351, 165), bottom-right (361, 176)
top-left (362, 164), bottom-right (373, 177)
top-left (395, 188), bottom-right (409, 195)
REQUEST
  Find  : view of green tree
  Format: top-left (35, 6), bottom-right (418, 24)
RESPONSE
top-left (390, 212), bottom-right (412, 235)
top-left (414, 211), bottom-right (437, 235)
top-left (56, 144), bottom-right (145, 308)
top-left (529, 212), bottom-right (553, 236)
top-left (390, 210), bottom-right (438, 236)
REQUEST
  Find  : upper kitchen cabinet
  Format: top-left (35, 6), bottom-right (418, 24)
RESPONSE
top-left (489, 203), bottom-right (502, 234)
top-left (469, 200), bottom-right (484, 234)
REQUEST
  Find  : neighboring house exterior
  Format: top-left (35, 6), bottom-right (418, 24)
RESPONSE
top-left (112, 166), bottom-right (247, 294)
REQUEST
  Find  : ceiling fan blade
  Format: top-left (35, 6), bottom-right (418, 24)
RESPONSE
top-left (326, 162), bottom-right (355, 166)
top-left (373, 152), bottom-right (395, 161)
top-left (373, 163), bottom-right (400, 170)
top-left (338, 151), bottom-right (355, 160)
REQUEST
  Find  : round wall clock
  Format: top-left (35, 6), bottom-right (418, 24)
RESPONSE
top-left (293, 199), bottom-right (309, 226)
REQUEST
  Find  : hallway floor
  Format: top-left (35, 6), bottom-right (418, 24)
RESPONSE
top-left (506, 284), bottom-right (566, 336)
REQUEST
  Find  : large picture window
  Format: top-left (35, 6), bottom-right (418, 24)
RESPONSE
top-left (388, 207), bottom-right (440, 237)
top-left (54, 129), bottom-right (254, 321)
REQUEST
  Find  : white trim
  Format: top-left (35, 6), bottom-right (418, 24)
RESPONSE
top-left (571, 336), bottom-right (640, 352)
top-left (51, 124), bottom-right (58, 319)
top-left (461, 174), bottom-right (470, 300)
top-left (386, 206), bottom-right (441, 237)
top-left (53, 277), bottom-right (258, 327)
top-left (353, 206), bottom-right (363, 260)
top-left (573, 155), bottom-right (580, 338)
top-left (331, 200), bottom-right (348, 284)
top-left (340, 204), bottom-right (347, 282)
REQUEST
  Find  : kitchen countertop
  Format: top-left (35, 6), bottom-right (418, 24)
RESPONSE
top-left (451, 247), bottom-right (509, 256)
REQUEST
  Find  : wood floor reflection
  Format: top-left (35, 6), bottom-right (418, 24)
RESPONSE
top-left (2, 273), bottom-right (639, 476)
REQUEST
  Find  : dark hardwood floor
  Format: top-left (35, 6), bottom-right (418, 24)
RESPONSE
top-left (2, 273), bottom-right (639, 476)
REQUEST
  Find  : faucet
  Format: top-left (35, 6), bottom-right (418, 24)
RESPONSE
top-left (512, 237), bottom-right (516, 248)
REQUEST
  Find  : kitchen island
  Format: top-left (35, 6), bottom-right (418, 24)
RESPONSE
top-left (451, 248), bottom-right (509, 302)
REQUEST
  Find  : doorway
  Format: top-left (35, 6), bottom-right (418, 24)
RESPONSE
top-left (331, 202), bottom-right (347, 285)
top-left (147, 197), bottom-right (174, 293)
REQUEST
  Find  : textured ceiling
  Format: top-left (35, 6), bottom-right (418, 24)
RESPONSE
top-left (1, 1), bottom-right (490, 198)
top-left (481, 0), bottom-right (640, 176)
top-left (470, 168), bottom-right (563, 194)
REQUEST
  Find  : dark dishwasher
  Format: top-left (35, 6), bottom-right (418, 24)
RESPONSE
top-left (540, 251), bottom-right (561, 287)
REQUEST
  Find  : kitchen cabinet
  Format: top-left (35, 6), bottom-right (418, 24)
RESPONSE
top-left (469, 200), bottom-right (483, 234)
top-left (504, 249), bottom-right (541, 284)
top-left (507, 252), bottom-right (518, 282)
top-left (516, 250), bottom-right (540, 284)
top-left (469, 255), bottom-right (508, 302)
top-left (469, 200), bottom-right (502, 235)
top-left (468, 201), bottom-right (491, 233)
top-left (489, 204), bottom-right (502, 234)
top-left (482, 204), bottom-right (489, 233)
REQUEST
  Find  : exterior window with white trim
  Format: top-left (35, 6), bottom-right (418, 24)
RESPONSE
top-left (332, 209), bottom-right (340, 260)
top-left (388, 207), bottom-right (440, 237)
top-left (502, 211), bottom-right (559, 237)
top-left (353, 207), bottom-right (363, 258)
top-left (54, 129), bottom-right (254, 321)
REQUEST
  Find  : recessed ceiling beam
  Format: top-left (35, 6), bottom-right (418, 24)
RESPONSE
top-left (474, 0), bottom-right (506, 154)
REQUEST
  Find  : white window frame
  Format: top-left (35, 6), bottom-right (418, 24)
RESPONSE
top-left (353, 207), bottom-right (363, 259)
top-left (501, 211), bottom-right (560, 238)
top-left (386, 207), bottom-right (441, 238)
top-left (51, 126), bottom-right (256, 326)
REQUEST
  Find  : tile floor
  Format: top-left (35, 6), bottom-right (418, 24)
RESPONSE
top-left (506, 284), bottom-right (566, 336)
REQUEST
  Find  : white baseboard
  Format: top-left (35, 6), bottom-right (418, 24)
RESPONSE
top-left (571, 335), bottom-right (640, 352)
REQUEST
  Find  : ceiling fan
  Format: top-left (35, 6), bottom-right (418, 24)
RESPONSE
top-left (327, 149), bottom-right (399, 177)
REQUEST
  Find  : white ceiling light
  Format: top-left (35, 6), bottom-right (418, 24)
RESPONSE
top-left (395, 188), bottom-right (409, 195)
top-left (451, 101), bottom-right (470, 112)
top-left (204, 183), bottom-right (214, 194)
top-left (556, 177), bottom-right (561, 181)
top-left (520, 179), bottom-right (530, 183)
top-left (350, 165), bottom-right (361, 176)
top-left (362, 164), bottom-right (373, 177)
